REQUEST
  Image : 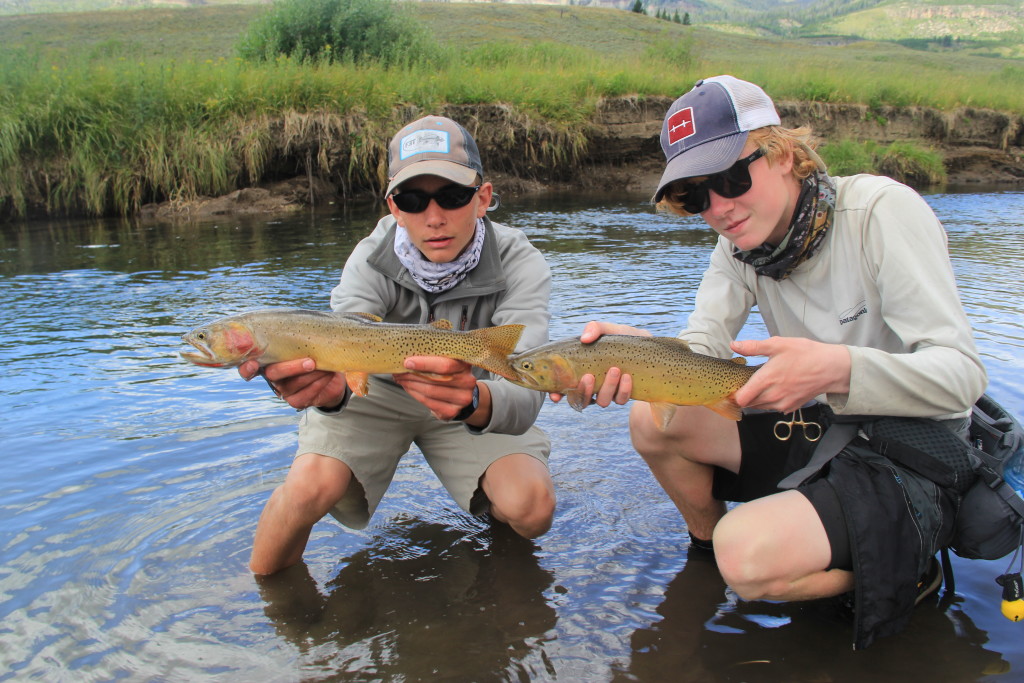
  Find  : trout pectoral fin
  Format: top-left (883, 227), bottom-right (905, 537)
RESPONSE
top-left (346, 371), bottom-right (370, 397)
top-left (566, 389), bottom-right (588, 413)
top-left (706, 395), bottom-right (743, 421)
top-left (649, 402), bottom-right (678, 432)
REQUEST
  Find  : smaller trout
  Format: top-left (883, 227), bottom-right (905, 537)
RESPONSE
top-left (180, 308), bottom-right (524, 396)
top-left (508, 335), bottom-right (759, 428)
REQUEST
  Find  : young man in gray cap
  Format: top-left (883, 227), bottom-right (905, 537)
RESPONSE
top-left (562, 75), bottom-right (986, 647)
top-left (239, 116), bottom-right (555, 575)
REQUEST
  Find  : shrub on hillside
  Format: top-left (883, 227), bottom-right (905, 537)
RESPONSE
top-left (821, 139), bottom-right (946, 188)
top-left (236, 0), bottom-right (436, 66)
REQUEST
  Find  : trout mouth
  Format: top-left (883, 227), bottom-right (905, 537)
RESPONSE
top-left (510, 364), bottom-right (541, 389)
top-left (179, 334), bottom-right (223, 367)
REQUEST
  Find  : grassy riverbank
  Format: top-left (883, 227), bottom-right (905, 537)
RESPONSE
top-left (2, 3), bottom-right (1022, 218)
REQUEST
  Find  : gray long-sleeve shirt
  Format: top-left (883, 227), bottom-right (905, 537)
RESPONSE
top-left (680, 174), bottom-right (987, 419)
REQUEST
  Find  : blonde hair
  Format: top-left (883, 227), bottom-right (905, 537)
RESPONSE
top-left (658, 125), bottom-right (823, 217)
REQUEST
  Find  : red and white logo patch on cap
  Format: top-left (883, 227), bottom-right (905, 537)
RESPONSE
top-left (667, 107), bottom-right (696, 145)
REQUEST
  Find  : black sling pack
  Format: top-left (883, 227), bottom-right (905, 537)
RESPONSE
top-left (952, 394), bottom-right (1024, 561)
top-left (781, 394), bottom-right (1024, 562)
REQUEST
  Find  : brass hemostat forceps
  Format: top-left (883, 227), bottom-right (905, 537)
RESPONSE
top-left (773, 408), bottom-right (823, 442)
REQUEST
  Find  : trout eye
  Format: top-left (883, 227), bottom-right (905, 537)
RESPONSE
top-left (520, 361), bottom-right (534, 371)
top-left (196, 332), bottom-right (206, 341)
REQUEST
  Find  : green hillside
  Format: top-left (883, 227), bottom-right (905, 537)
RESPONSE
top-left (807, 1), bottom-right (1024, 58)
top-left (2, 0), bottom-right (1022, 59)
top-left (2, 1), bottom-right (1021, 86)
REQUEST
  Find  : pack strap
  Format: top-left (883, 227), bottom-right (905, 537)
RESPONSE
top-left (866, 433), bottom-right (958, 489)
top-left (779, 422), bottom-right (860, 489)
top-left (941, 547), bottom-right (956, 595)
top-left (976, 461), bottom-right (1024, 520)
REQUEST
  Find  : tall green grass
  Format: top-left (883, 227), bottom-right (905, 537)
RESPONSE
top-left (0, 35), bottom-right (703, 217)
top-left (1, 3), bottom-right (1021, 218)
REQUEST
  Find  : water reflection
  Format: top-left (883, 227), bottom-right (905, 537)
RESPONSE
top-left (615, 555), bottom-right (1009, 682)
top-left (1, 189), bottom-right (1023, 681)
top-left (257, 517), bottom-right (556, 680)
top-left (0, 210), bottom-right (369, 276)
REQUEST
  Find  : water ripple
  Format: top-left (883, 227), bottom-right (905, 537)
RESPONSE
top-left (2, 193), bottom-right (1022, 681)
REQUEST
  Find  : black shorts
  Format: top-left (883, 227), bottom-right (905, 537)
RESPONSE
top-left (711, 404), bottom-right (852, 570)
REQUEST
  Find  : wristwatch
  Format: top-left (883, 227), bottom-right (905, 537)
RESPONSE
top-left (317, 388), bottom-right (351, 414)
top-left (454, 383), bottom-right (480, 422)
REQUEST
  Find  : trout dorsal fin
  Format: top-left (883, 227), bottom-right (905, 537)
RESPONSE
top-left (431, 319), bottom-right (453, 330)
top-left (729, 357), bottom-right (748, 365)
top-left (647, 336), bottom-right (692, 351)
top-left (341, 312), bottom-right (383, 323)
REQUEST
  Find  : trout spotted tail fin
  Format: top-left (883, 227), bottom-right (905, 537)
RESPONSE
top-left (467, 324), bottom-right (525, 380)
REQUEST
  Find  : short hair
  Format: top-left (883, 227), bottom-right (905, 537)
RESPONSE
top-left (658, 125), bottom-right (822, 217)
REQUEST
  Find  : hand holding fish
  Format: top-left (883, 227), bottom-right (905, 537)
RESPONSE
top-left (548, 321), bottom-right (651, 409)
top-left (730, 337), bottom-right (851, 414)
top-left (239, 358), bottom-right (349, 411)
top-left (393, 356), bottom-right (485, 424)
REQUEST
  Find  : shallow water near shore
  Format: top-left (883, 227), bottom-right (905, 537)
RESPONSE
top-left (2, 189), bottom-right (1023, 681)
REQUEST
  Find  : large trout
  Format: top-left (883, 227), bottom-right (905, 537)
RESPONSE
top-left (180, 308), bottom-right (524, 397)
top-left (508, 335), bottom-right (759, 428)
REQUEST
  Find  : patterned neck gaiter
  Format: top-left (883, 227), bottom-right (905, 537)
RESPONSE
top-left (394, 218), bottom-right (486, 293)
top-left (732, 172), bottom-right (836, 281)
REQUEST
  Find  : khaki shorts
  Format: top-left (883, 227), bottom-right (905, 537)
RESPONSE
top-left (297, 376), bottom-right (551, 529)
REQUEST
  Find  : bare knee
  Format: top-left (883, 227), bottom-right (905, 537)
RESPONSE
top-left (494, 470), bottom-right (556, 538)
top-left (482, 455), bottom-right (555, 539)
top-left (712, 498), bottom-right (841, 601)
top-left (281, 453), bottom-right (352, 516)
top-left (712, 513), bottom-right (778, 600)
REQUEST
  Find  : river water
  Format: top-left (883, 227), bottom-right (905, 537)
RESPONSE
top-left (2, 188), bottom-right (1023, 682)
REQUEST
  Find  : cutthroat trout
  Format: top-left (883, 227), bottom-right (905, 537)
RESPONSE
top-left (508, 335), bottom-right (759, 428)
top-left (180, 308), bottom-right (524, 396)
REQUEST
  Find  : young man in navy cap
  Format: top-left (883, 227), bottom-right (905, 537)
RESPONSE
top-left (240, 116), bottom-right (555, 575)
top-left (564, 76), bottom-right (986, 647)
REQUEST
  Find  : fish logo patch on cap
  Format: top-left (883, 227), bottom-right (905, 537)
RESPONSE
top-left (399, 129), bottom-right (450, 160)
top-left (667, 107), bottom-right (696, 145)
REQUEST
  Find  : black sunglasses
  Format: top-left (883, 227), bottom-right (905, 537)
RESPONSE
top-left (674, 148), bottom-right (765, 214)
top-left (390, 184), bottom-right (481, 213)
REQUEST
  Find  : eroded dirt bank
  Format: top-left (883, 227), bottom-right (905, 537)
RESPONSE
top-left (144, 98), bottom-right (1024, 219)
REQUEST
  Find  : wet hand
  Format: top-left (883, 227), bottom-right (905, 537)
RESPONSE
top-left (578, 320), bottom-right (652, 345)
top-left (239, 358), bottom-right (348, 411)
top-left (395, 356), bottom-right (478, 421)
top-left (551, 367), bottom-right (634, 409)
top-left (731, 337), bottom-right (851, 414)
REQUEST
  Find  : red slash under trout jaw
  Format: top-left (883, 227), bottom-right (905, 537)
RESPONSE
top-left (179, 322), bottom-right (258, 368)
